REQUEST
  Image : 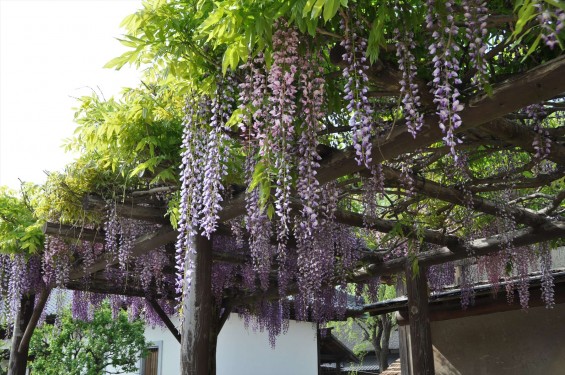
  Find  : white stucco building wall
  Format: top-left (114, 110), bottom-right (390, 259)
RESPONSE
top-left (217, 314), bottom-right (318, 375)
top-left (116, 313), bottom-right (318, 375)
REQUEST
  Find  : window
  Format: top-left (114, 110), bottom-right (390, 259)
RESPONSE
top-left (140, 341), bottom-right (162, 375)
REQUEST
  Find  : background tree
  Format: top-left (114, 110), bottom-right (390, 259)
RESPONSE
top-left (28, 301), bottom-right (148, 375)
top-left (331, 283), bottom-right (397, 372)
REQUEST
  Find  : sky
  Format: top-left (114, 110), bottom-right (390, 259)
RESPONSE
top-left (0, 0), bottom-right (143, 189)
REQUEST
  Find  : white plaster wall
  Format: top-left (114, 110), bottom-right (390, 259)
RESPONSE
top-left (217, 314), bottom-right (318, 375)
top-left (115, 314), bottom-right (318, 375)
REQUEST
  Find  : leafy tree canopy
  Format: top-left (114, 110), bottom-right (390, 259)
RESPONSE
top-left (29, 301), bottom-right (149, 375)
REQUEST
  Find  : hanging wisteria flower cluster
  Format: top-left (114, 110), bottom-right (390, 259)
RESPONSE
top-left (539, 242), bottom-right (555, 308)
top-left (341, 14), bottom-right (375, 168)
top-left (267, 21), bottom-right (300, 248)
top-left (176, 77), bottom-right (235, 307)
top-left (0, 255), bottom-right (43, 327)
top-left (535, 2), bottom-right (565, 50)
top-left (524, 104), bottom-right (551, 161)
top-left (394, 28), bottom-right (424, 137)
top-left (428, 261), bottom-right (456, 293)
top-left (426, 0), bottom-right (464, 160)
top-left (43, 235), bottom-right (71, 287)
top-left (463, 0), bottom-right (489, 90)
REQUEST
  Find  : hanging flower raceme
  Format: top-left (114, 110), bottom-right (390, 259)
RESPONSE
top-left (524, 104), bottom-right (551, 161)
top-left (459, 260), bottom-right (475, 310)
top-left (514, 245), bottom-right (535, 309)
top-left (341, 15), bottom-right (374, 168)
top-left (535, 2), bottom-right (565, 50)
top-left (245, 156), bottom-right (274, 291)
top-left (201, 76), bottom-right (235, 238)
top-left (428, 261), bottom-right (456, 292)
top-left (296, 49), bottom-right (325, 240)
top-left (539, 242), bottom-right (555, 308)
top-left (104, 201), bottom-right (119, 255)
top-left (268, 21), bottom-right (300, 247)
top-left (463, 0), bottom-right (489, 90)
top-left (394, 28), bottom-right (424, 137)
top-left (176, 96), bottom-right (207, 307)
top-left (42, 235), bottom-right (71, 287)
top-left (426, 0), bottom-right (464, 160)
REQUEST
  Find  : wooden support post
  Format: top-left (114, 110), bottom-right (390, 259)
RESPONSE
top-left (8, 294), bottom-right (35, 375)
top-left (147, 298), bottom-right (181, 343)
top-left (180, 234), bottom-right (213, 375)
top-left (396, 277), bottom-right (411, 375)
top-left (18, 288), bottom-right (51, 354)
top-left (405, 261), bottom-right (435, 375)
top-left (208, 302), bottom-right (221, 375)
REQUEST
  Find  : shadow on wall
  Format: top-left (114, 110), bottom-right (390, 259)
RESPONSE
top-left (431, 304), bottom-right (565, 375)
top-left (433, 346), bottom-right (461, 375)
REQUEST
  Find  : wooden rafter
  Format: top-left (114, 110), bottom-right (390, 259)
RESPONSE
top-left (68, 226), bottom-right (177, 280)
top-left (219, 55), bottom-right (565, 223)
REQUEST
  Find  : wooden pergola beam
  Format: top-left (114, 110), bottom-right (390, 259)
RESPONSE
top-left (478, 118), bottom-right (565, 166)
top-left (146, 298), bottom-right (181, 343)
top-left (43, 222), bottom-right (104, 244)
top-left (379, 166), bottom-right (552, 228)
top-left (219, 55), bottom-right (565, 223)
top-left (317, 55), bottom-right (565, 184)
top-left (355, 220), bottom-right (565, 282)
top-left (335, 209), bottom-right (461, 247)
top-left (69, 226), bottom-right (177, 280)
top-left (83, 195), bottom-right (169, 224)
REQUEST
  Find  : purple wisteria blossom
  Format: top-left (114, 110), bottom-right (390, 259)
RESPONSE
top-left (341, 16), bottom-right (374, 168)
top-left (463, 0), bottom-right (489, 89)
top-left (426, 0), bottom-right (464, 160)
top-left (394, 28), bottom-right (424, 137)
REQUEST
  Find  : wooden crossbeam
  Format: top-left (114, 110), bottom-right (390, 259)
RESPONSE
top-left (478, 118), bottom-right (565, 166)
top-left (83, 195), bottom-right (169, 224)
top-left (318, 55), bottom-right (565, 184)
top-left (43, 222), bottom-right (104, 243)
top-left (146, 298), bottom-right (181, 343)
top-left (218, 55), bottom-right (565, 223)
top-left (69, 226), bottom-right (177, 280)
top-left (335, 210), bottom-right (461, 247)
top-left (379, 166), bottom-right (553, 228)
top-left (354, 220), bottom-right (565, 282)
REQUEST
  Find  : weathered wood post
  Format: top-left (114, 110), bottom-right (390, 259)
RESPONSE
top-left (396, 277), bottom-right (412, 375)
top-left (180, 234), bottom-right (213, 375)
top-left (8, 294), bottom-right (35, 375)
top-left (405, 260), bottom-right (435, 375)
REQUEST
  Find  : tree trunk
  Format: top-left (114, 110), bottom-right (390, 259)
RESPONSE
top-left (180, 234), bottom-right (214, 375)
top-left (8, 294), bottom-right (35, 375)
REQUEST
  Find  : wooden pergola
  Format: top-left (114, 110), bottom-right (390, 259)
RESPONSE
top-left (7, 51), bottom-right (565, 375)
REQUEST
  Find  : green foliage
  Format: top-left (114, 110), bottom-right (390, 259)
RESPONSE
top-left (66, 84), bottom-right (183, 186)
top-left (29, 302), bottom-right (148, 375)
top-left (329, 283), bottom-right (397, 357)
top-left (0, 187), bottom-right (43, 256)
